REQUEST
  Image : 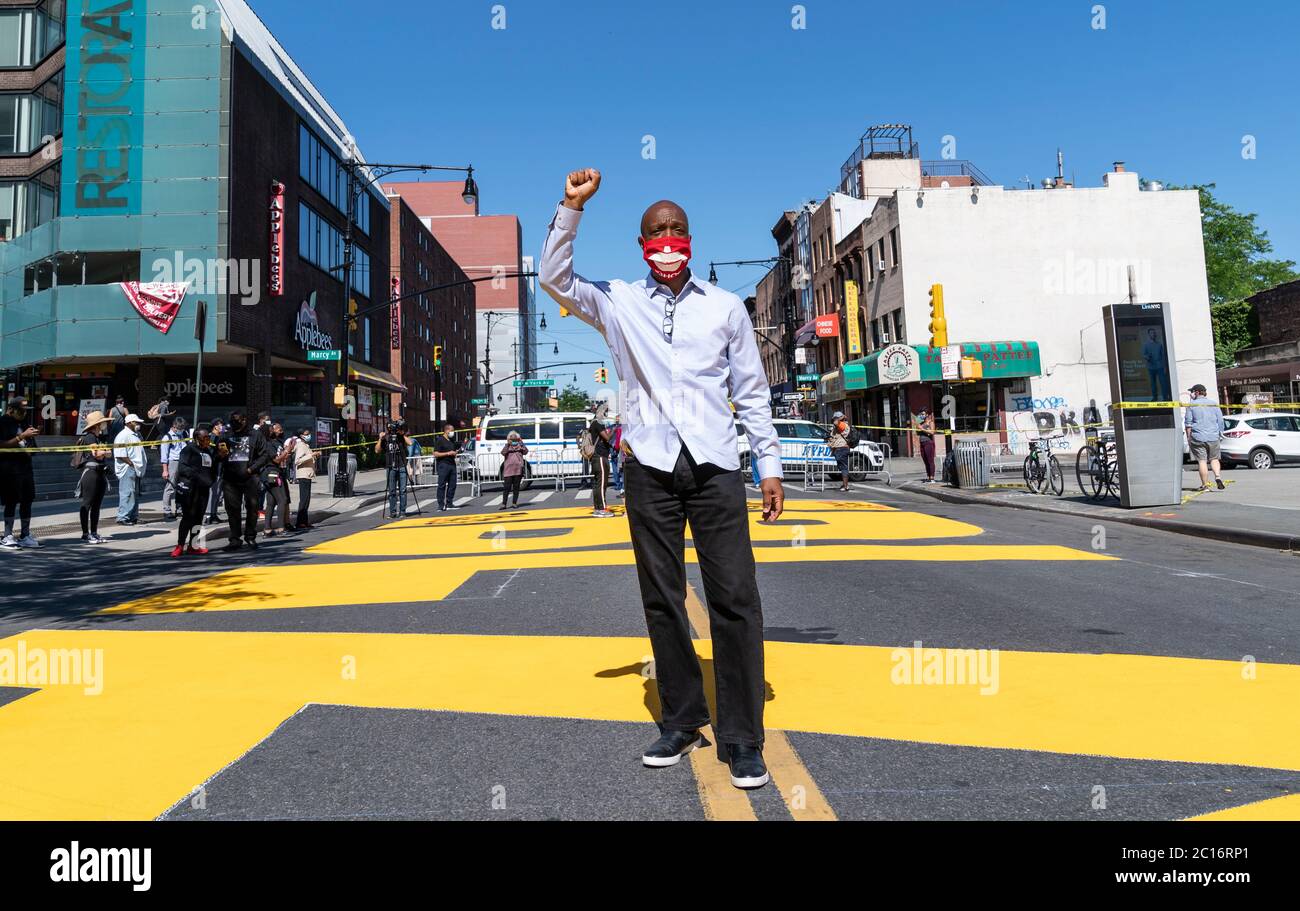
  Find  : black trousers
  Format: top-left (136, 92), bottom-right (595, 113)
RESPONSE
top-left (502, 473), bottom-right (522, 506)
top-left (223, 477), bottom-right (260, 541)
top-left (436, 460), bottom-right (457, 508)
top-left (591, 453), bottom-right (609, 511)
top-left (622, 447), bottom-right (765, 747)
top-left (296, 478), bottom-right (312, 527)
top-left (0, 467), bottom-right (34, 536)
top-left (78, 468), bottom-right (107, 536)
top-left (177, 484), bottom-right (210, 547)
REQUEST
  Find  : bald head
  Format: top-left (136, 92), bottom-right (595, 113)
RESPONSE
top-left (640, 200), bottom-right (690, 239)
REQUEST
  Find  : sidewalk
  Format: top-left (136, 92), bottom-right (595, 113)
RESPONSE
top-left (904, 463), bottom-right (1300, 552)
top-left (17, 468), bottom-right (395, 552)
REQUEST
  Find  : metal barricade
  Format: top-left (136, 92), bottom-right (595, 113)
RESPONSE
top-left (802, 443), bottom-right (830, 491)
top-left (951, 439), bottom-right (989, 490)
top-left (526, 446), bottom-right (566, 492)
top-left (848, 444), bottom-right (892, 486)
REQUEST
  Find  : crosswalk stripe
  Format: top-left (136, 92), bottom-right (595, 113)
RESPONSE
top-left (530, 491), bottom-right (554, 503)
top-left (355, 503), bottom-right (386, 518)
top-left (573, 489), bottom-right (591, 500)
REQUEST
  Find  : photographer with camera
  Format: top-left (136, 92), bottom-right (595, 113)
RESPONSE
top-left (170, 427), bottom-right (216, 558)
top-left (375, 419), bottom-right (412, 519)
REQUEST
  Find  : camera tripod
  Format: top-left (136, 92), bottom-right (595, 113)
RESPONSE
top-left (380, 462), bottom-right (422, 523)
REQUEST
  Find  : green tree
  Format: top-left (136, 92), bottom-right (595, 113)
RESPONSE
top-left (1160, 182), bottom-right (1298, 366)
top-left (555, 383), bottom-right (589, 412)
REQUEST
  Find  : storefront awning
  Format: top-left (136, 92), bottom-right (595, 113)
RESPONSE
top-left (349, 363), bottom-right (405, 394)
top-left (844, 341), bottom-right (1041, 391)
top-left (1217, 360), bottom-right (1300, 387)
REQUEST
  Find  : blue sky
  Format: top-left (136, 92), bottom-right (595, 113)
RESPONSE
top-left (257, 0), bottom-right (1300, 398)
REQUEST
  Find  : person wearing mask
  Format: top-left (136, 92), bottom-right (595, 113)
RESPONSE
top-left (432, 424), bottom-right (463, 511)
top-left (108, 395), bottom-right (129, 441)
top-left (293, 428), bottom-right (318, 530)
top-left (0, 396), bottom-right (41, 549)
top-left (254, 411), bottom-right (272, 519)
top-left (160, 416), bottom-right (190, 520)
top-left (74, 410), bottom-right (113, 544)
top-left (113, 413), bottom-right (146, 525)
top-left (375, 420), bottom-right (412, 519)
top-left (828, 411), bottom-right (852, 492)
top-left (500, 431), bottom-right (529, 510)
top-left (205, 418), bottom-right (226, 524)
top-left (912, 408), bottom-right (937, 484)
top-left (215, 411), bottom-right (269, 550)
top-left (171, 427), bottom-right (216, 557)
top-left (538, 167), bottom-right (785, 789)
top-left (589, 410), bottom-right (614, 517)
top-left (262, 422), bottom-right (293, 536)
top-left (1184, 383), bottom-right (1226, 492)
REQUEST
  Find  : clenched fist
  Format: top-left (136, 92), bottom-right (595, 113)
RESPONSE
top-left (564, 168), bottom-right (601, 210)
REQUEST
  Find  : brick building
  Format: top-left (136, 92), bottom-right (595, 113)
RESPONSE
top-left (1218, 279), bottom-right (1300, 405)
top-left (381, 181), bottom-right (540, 413)
top-left (385, 190), bottom-right (476, 434)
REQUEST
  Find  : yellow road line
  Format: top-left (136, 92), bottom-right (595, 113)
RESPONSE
top-left (1, 629), bottom-right (1297, 819)
top-left (685, 584), bottom-right (836, 821)
top-left (100, 543), bottom-right (1111, 616)
top-left (1188, 792), bottom-right (1300, 821)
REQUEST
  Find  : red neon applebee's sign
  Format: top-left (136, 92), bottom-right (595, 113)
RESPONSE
top-left (269, 181), bottom-right (285, 297)
top-left (390, 276), bottom-right (402, 350)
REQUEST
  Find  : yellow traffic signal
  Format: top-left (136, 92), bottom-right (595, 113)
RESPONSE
top-left (332, 384), bottom-right (347, 406)
top-left (433, 345), bottom-right (443, 368)
top-left (928, 283), bottom-right (947, 348)
top-left (559, 305), bottom-right (570, 317)
top-left (347, 298), bottom-right (359, 329)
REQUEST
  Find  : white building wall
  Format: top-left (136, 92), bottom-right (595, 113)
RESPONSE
top-left (895, 172), bottom-right (1213, 453)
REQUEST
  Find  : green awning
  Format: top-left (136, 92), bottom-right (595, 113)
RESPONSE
top-left (844, 341), bottom-right (1041, 391)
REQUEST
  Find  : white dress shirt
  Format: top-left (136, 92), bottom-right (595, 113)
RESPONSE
top-left (539, 203), bottom-right (783, 479)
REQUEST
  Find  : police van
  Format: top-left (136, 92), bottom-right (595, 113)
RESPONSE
top-left (474, 412), bottom-right (596, 487)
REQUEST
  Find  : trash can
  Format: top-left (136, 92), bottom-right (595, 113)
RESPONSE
top-left (953, 439), bottom-right (988, 490)
top-left (324, 452), bottom-right (358, 497)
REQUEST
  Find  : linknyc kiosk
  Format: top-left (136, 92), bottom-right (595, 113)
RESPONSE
top-left (1102, 302), bottom-right (1184, 508)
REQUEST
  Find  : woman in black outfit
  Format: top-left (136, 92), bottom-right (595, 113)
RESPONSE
top-left (172, 428), bottom-right (216, 557)
top-left (75, 410), bottom-right (113, 544)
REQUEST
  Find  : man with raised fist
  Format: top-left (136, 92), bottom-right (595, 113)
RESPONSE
top-left (539, 167), bottom-right (785, 790)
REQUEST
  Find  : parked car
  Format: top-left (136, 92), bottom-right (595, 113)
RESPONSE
top-left (736, 418), bottom-right (887, 480)
top-left (1220, 413), bottom-right (1300, 470)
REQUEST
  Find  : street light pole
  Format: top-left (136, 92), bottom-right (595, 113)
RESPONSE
top-left (330, 157), bottom-right (478, 498)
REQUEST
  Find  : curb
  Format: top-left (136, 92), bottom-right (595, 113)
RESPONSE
top-left (902, 481), bottom-right (1300, 553)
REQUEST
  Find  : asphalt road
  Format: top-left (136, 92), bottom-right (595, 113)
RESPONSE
top-left (1, 477), bottom-right (1297, 821)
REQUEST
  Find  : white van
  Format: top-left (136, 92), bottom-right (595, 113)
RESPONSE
top-left (475, 412), bottom-right (595, 487)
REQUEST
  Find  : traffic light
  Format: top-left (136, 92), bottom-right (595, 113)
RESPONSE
top-left (959, 357), bottom-right (983, 380)
top-left (559, 305), bottom-right (570, 317)
top-left (433, 345), bottom-right (443, 368)
top-left (928, 283), bottom-right (947, 348)
top-left (594, 367), bottom-right (608, 384)
top-left (347, 298), bottom-right (358, 329)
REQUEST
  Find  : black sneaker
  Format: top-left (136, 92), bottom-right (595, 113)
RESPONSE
top-left (641, 730), bottom-right (701, 768)
top-left (1215, 478), bottom-right (1226, 490)
top-left (720, 743), bottom-right (769, 789)
top-left (223, 540), bottom-right (243, 552)
top-left (244, 537), bottom-right (258, 550)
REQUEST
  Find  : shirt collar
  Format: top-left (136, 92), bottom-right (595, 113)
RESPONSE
top-left (646, 269), bottom-right (708, 302)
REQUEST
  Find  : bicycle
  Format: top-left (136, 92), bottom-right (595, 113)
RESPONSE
top-left (1023, 437), bottom-right (1065, 496)
top-left (1075, 430), bottom-right (1121, 501)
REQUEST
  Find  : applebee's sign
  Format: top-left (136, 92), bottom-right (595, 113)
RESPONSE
top-left (294, 292), bottom-right (335, 351)
top-left (268, 180), bottom-right (285, 297)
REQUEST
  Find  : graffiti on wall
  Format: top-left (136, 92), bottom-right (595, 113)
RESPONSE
top-left (1005, 393), bottom-right (1106, 454)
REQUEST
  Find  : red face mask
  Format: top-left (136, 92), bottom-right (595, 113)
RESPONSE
top-left (640, 235), bottom-right (692, 282)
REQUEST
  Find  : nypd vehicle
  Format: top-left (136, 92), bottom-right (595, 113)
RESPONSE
top-left (736, 419), bottom-right (888, 482)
